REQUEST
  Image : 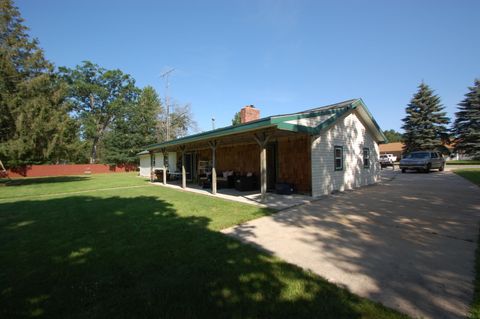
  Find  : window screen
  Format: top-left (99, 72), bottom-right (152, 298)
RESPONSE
top-left (334, 146), bottom-right (343, 171)
top-left (363, 148), bottom-right (370, 168)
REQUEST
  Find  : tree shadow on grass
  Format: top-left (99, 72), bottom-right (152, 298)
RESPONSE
top-left (0, 195), bottom-right (402, 319)
top-left (5, 176), bottom-right (91, 187)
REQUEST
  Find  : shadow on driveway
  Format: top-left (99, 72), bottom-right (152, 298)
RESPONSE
top-left (224, 171), bottom-right (480, 319)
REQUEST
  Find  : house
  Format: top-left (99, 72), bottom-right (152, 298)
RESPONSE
top-left (139, 99), bottom-right (387, 199)
top-left (379, 142), bottom-right (468, 161)
top-left (379, 142), bottom-right (403, 160)
top-left (138, 150), bottom-right (177, 177)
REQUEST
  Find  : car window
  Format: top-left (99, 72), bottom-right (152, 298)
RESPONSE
top-left (410, 152), bottom-right (429, 159)
top-left (431, 152), bottom-right (437, 158)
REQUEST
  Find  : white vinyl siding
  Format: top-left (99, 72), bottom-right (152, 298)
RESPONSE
top-left (139, 154), bottom-right (151, 177)
top-left (311, 111), bottom-right (380, 197)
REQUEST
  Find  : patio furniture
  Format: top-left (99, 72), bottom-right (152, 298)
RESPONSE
top-left (234, 174), bottom-right (258, 191)
top-left (202, 171), bottom-right (236, 189)
top-left (275, 182), bottom-right (295, 195)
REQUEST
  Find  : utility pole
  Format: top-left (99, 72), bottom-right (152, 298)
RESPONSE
top-left (211, 117), bottom-right (216, 130)
top-left (160, 68), bottom-right (175, 141)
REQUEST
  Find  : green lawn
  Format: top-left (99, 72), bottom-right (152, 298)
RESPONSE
top-left (455, 169), bottom-right (480, 187)
top-left (0, 173), bottom-right (407, 318)
top-left (454, 169), bottom-right (480, 318)
top-left (446, 160), bottom-right (480, 165)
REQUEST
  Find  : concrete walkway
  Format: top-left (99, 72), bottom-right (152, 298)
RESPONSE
top-left (223, 171), bottom-right (480, 318)
top-left (151, 181), bottom-right (312, 210)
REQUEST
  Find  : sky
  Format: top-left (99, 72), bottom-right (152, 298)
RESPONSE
top-left (16, 0), bottom-right (480, 133)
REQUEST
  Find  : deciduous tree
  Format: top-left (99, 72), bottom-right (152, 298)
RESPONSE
top-left (383, 129), bottom-right (403, 143)
top-left (59, 61), bottom-right (138, 163)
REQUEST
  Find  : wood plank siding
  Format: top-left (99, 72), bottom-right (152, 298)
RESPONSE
top-left (190, 132), bottom-right (312, 194)
top-left (276, 134), bottom-right (311, 193)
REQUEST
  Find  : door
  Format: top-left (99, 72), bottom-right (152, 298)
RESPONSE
top-left (266, 142), bottom-right (277, 190)
top-left (185, 153), bottom-right (193, 181)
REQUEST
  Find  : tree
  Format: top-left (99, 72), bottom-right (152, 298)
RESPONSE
top-left (59, 61), bottom-right (138, 163)
top-left (231, 111), bottom-right (241, 125)
top-left (103, 86), bottom-right (161, 164)
top-left (383, 129), bottom-right (402, 143)
top-left (453, 79), bottom-right (480, 159)
top-left (156, 101), bottom-right (197, 142)
top-left (401, 83), bottom-right (449, 154)
top-left (0, 0), bottom-right (74, 167)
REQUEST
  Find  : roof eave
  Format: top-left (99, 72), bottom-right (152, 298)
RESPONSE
top-left (145, 118), bottom-right (275, 151)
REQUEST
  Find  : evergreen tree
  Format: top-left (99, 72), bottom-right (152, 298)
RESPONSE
top-left (103, 86), bottom-right (160, 164)
top-left (453, 79), bottom-right (480, 159)
top-left (0, 0), bottom-right (74, 166)
top-left (231, 111), bottom-right (241, 125)
top-left (401, 83), bottom-right (449, 154)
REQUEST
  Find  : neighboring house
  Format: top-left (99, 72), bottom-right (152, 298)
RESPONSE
top-left (139, 99), bottom-right (386, 198)
top-left (379, 142), bottom-right (468, 161)
top-left (379, 142), bottom-right (403, 160)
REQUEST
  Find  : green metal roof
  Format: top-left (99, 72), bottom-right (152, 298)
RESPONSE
top-left (143, 98), bottom-right (387, 151)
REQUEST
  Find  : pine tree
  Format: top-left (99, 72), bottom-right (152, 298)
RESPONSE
top-left (401, 83), bottom-right (450, 154)
top-left (103, 86), bottom-right (161, 164)
top-left (453, 79), bottom-right (480, 159)
top-left (0, 0), bottom-right (74, 166)
top-left (231, 111), bottom-right (241, 125)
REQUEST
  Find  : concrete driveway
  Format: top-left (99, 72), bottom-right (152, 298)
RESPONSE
top-left (223, 171), bottom-right (480, 318)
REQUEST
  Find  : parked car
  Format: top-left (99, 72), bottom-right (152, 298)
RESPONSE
top-left (379, 154), bottom-right (397, 167)
top-left (399, 151), bottom-right (445, 173)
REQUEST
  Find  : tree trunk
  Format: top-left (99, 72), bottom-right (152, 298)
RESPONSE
top-left (90, 137), bottom-right (99, 164)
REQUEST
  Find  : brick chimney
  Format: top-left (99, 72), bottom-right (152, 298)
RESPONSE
top-left (240, 105), bottom-right (260, 124)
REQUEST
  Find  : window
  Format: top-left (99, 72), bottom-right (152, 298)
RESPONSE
top-left (363, 148), bottom-right (370, 168)
top-left (334, 146), bottom-right (343, 171)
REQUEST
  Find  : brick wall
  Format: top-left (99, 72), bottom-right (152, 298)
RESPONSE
top-left (7, 164), bottom-right (137, 178)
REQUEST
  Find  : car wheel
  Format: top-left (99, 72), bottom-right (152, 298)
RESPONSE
top-left (439, 164), bottom-right (444, 172)
top-left (401, 168), bottom-right (406, 173)
top-left (425, 164), bottom-right (431, 173)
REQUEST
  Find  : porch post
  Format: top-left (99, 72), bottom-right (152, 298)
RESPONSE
top-left (208, 140), bottom-right (217, 195)
top-left (149, 150), bottom-right (154, 182)
top-left (161, 148), bottom-right (167, 185)
top-left (180, 146), bottom-right (186, 189)
top-left (254, 132), bottom-right (271, 201)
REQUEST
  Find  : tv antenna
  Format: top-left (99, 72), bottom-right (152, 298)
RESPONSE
top-left (160, 68), bottom-right (175, 141)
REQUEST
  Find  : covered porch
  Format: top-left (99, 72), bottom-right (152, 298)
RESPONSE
top-left (148, 126), bottom-right (313, 202)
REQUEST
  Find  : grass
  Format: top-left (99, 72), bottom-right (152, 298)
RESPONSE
top-left (454, 169), bottom-right (480, 318)
top-left (446, 160), bottom-right (480, 165)
top-left (454, 169), bottom-right (480, 187)
top-left (0, 173), bottom-right (407, 318)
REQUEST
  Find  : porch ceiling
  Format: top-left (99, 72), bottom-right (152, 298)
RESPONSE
top-left (154, 128), bottom-right (301, 152)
